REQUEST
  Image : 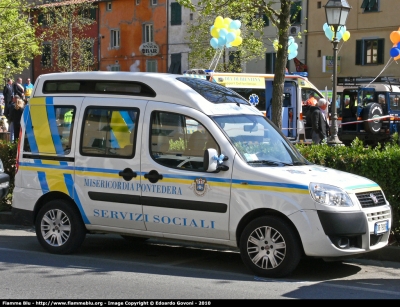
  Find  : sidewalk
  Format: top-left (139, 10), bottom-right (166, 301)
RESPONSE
top-left (0, 211), bottom-right (399, 262)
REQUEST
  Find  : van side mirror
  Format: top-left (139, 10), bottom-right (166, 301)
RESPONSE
top-left (204, 148), bottom-right (229, 172)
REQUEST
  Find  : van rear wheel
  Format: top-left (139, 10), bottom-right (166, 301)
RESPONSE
top-left (239, 216), bottom-right (302, 278)
top-left (35, 200), bottom-right (86, 254)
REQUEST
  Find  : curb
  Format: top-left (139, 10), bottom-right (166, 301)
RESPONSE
top-left (0, 211), bottom-right (399, 262)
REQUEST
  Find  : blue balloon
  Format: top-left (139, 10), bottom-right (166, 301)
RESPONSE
top-left (336, 30), bottom-right (343, 41)
top-left (218, 36), bottom-right (226, 48)
top-left (325, 27), bottom-right (333, 40)
top-left (219, 28), bottom-right (228, 38)
top-left (226, 32), bottom-right (236, 43)
top-left (225, 42), bottom-right (232, 48)
top-left (397, 42), bottom-right (400, 49)
top-left (390, 47), bottom-right (400, 58)
top-left (229, 20), bottom-right (241, 30)
top-left (323, 23), bottom-right (329, 31)
top-left (210, 37), bottom-right (219, 49)
top-left (288, 50), bottom-right (298, 60)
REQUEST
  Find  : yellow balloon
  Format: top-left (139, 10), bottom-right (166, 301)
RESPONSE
top-left (211, 27), bottom-right (220, 38)
top-left (343, 31), bottom-right (350, 42)
top-left (224, 17), bottom-right (232, 27)
top-left (214, 16), bottom-right (224, 28)
top-left (231, 36), bottom-right (242, 46)
top-left (234, 29), bottom-right (241, 36)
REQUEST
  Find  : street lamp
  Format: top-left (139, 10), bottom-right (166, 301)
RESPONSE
top-left (3, 66), bottom-right (10, 87)
top-left (324, 0), bottom-right (351, 145)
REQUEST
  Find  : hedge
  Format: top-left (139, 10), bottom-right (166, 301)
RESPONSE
top-left (1, 137), bottom-right (398, 241)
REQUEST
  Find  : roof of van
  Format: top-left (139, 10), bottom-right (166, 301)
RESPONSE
top-left (32, 72), bottom-right (262, 117)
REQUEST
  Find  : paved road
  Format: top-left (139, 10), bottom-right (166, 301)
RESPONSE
top-left (1, 225), bottom-right (400, 300)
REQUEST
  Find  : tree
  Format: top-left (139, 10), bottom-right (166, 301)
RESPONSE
top-left (178, 0), bottom-right (301, 130)
top-left (0, 0), bottom-right (41, 80)
top-left (36, 0), bottom-right (97, 72)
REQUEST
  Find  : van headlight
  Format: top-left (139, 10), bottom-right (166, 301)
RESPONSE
top-left (309, 182), bottom-right (353, 207)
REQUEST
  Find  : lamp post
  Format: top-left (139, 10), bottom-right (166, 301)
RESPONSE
top-left (324, 0), bottom-right (351, 145)
top-left (3, 66), bottom-right (10, 87)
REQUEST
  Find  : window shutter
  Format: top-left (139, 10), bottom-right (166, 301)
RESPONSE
top-left (171, 2), bottom-right (182, 25)
top-left (90, 8), bottom-right (96, 20)
top-left (265, 53), bottom-right (275, 73)
top-left (355, 40), bottom-right (363, 65)
top-left (369, 0), bottom-right (377, 9)
top-left (361, 0), bottom-right (370, 9)
top-left (263, 14), bottom-right (269, 26)
top-left (377, 38), bottom-right (384, 64)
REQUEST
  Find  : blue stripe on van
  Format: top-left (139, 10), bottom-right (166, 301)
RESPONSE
top-left (45, 97), bottom-right (64, 155)
top-left (64, 174), bottom-right (90, 224)
top-left (38, 171), bottom-right (49, 193)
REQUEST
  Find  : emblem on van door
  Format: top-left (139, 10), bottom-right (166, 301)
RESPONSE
top-left (370, 193), bottom-right (379, 204)
top-left (190, 178), bottom-right (210, 197)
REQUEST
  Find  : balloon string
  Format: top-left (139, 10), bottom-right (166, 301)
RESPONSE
top-left (365, 57), bottom-right (394, 87)
top-left (209, 48), bottom-right (223, 71)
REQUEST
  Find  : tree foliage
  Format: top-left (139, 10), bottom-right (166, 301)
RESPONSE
top-left (177, 0), bottom-right (301, 129)
top-left (0, 0), bottom-right (41, 79)
top-left (37, 0), bottom-right (97, 72)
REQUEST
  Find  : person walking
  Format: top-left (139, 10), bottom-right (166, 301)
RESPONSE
top-left (10, 97), bottom-right (25, 142)
top-left (7, 94), bottom-right (19, 142)
top-left (23, 78), bottom-right (33, 102)
top-left (310, 98), bottom-right (330, 144)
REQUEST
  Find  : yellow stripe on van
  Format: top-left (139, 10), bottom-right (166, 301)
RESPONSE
top-left (110, 111), bottom-right (131, 148)
top-left (232, 183), bottom-right (309, 194)
top-left (29, 101), bottom-right (57, 154)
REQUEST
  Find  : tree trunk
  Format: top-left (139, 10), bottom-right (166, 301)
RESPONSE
top-left (271, 1), bottom-right (291, 130)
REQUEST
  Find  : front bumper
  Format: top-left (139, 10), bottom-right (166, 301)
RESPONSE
top-left (0, 172), bottom-right (10, 199)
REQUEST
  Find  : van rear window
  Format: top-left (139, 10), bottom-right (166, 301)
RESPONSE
top-left (177, 77), bottom-right (250, 105)
top-left (42, 80), bottom-right (156, 97)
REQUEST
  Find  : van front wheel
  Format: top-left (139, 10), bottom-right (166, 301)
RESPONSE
top-left (239, 216), bottom-right (301, 278)
top-left (35, 200), bottom-right (86, 254)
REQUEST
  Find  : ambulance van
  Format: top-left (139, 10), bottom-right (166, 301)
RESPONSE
top-left (11, 72), bottom-right (391, 278)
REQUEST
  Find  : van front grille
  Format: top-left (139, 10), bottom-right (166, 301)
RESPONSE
top-left (356, 190), bottom-right (386, 208)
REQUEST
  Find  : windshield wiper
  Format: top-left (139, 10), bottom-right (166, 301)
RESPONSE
top-left (247, 160), bottom-right (294, 166)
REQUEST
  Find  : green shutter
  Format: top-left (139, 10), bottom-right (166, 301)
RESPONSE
top-left (369, 0), bottom-right (377, 9)
top-left (90, 8), bottom-right (96, 20)
top-left (361, 0), bottom-right (370, 9)
top-left (355, 40), bottom-right (363, 65)
top-left (263, 14), bottom-right (269, 27)
top-left (171, 2), bottom-right (181, 26)
top-left (377, 38), bottom-right (384, 64)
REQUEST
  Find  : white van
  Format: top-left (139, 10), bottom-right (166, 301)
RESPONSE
top-left (11, 72), bottom-right (391, 278)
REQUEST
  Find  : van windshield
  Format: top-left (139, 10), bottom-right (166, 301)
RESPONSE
top-left (213, 115), bottom-right (309, 166)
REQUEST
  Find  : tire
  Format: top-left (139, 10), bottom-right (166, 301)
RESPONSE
top-left (121, 235), bottom-right (149, 243)
top-left (239, 216), bottom-right (302, 278)
top-left (362, 103), bottom-right (383, 134)
top-left (35, 199), bottom-right (86, 254)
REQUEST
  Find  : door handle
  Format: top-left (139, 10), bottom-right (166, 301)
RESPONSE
top-left (144, 170), bottom-right (163, 183)
top-left (118, 168), bottom-right (137, 181)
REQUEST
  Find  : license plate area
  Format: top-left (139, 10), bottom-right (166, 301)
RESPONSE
top-left (374, 220), bottom-right (389, 235)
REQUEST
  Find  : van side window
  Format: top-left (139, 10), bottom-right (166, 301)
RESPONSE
top-left (150, 111), bottom-right (219, 171)
top-left (81, 107), bottom-right (138, 158)
top-left (23, 106), bottom-right (75, 155)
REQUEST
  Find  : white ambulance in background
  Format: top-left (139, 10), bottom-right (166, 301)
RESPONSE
top-left (12, 72), bottom-right (391, 278)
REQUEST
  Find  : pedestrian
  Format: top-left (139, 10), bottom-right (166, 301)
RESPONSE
top-left (23, 78), bottom-right (33, 101)
top-left (13, 77), bottom-right (24, 100)
top-left (7, 95), bottom-right (19, 142)
top-left (378, 94), bottom-right (387, 112)
top-left (10, 97), bottom-right (25, 142)
top-left (3, 78), bottom-right (14, 126)
top-left (305, 92), bottom-right (317, 106)
top-left (310, 98), bottom-right (330, 144)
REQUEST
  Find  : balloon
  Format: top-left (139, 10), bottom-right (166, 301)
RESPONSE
top-left (231, 36), bottom-right (242, 46)
top-left (226, 32), bottom-right (236, 43)
top-left (336, 30), bottom-right (343, 41)
top-left (324, 27), bottom-right (333, 40)
top-left (225, 42), bottom-right (232, 48)
top-left (210, 38), bottom-right (219, 49)
top-left (229, 20), bottom-right (241, 30)
top-left (323, 23), bottom-right (329, 31)
top-left (288, 50), bottom-right (298, 60)
top-left (343, 31), bottom-right (350, 42)
top-left (390, 31), bottom-right (400, 44)
top-left (214, 16), bottom-right (224, 28)
top-left (211, 27), bottom-right (220, 38)
top-left (390, 47), bottom-right (400, 58)
top-left (223, 18), bottom-right (232, 28)
top-left (397, 42), bottom-right (400, 49)
top-left (218, 36), bottom-right (226, 47)
top-left (289, 42), bottom-right (298, 52)
top-left (234, 29), bottom-right (241, 36)
top-left (395, 54), bottom-right (400, 61)
top-left (288, 36), bottom-right (295, 43)
top-left (218, 28), bottom-right (228, 38)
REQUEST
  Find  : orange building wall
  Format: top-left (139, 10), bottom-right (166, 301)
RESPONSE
top-left (99, 0), bottom-right (168, 73)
